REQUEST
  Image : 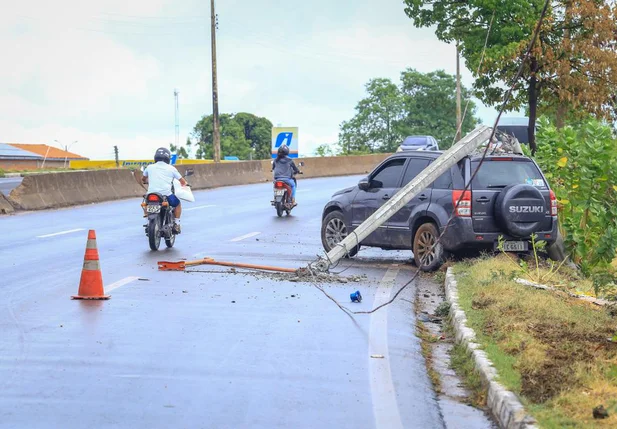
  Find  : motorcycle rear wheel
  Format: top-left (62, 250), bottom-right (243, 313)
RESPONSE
top-left (148, 218), bottom-right (161, 251)
top-left (275, 201), bottom-right (284, 217)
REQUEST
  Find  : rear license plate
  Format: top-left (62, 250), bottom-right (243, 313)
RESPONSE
top-left (146, 205), bottom-right (161, 213)
top-left (274, 189), bottom-right (285, 196)
top-left (501, 241), bottom-right (528, 252)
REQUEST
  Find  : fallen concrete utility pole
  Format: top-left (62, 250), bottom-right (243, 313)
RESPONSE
top-left (158, 258), bottom-right (298, 273)
top-left (312, 125), bottom-right (493, 272)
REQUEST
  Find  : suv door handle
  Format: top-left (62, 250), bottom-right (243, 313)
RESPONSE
top-left (418, 194), bottom-right (428, 201)
top-left (382, 194), bottom-right (391, 200)
top-left (476, 196), bottom-right (490, 202)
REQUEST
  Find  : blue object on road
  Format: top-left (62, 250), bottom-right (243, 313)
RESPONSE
top-left (350, 290), bottom-right (362, 303)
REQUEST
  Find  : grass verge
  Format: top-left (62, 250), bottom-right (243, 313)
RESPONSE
top-left (454, 256), bottom-right (617, 428)
top-left (449, 342), bottom-right (487, 407)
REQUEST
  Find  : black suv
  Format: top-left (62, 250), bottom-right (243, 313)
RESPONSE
top-left (321, 151), bottom-right (558, 271)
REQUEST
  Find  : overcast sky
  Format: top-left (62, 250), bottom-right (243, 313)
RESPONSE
top-left (1, 0), bottom-right (501, 160)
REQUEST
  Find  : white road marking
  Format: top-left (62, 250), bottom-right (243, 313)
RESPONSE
top-left (105, 276), bottom-right (140, 293)
top-left (36, 228), bottom-right (85, 238)
top-left (184, 204), bottom-right (216, 212)
top-left (296, 189), bottom-right (312, 193)
top-left (230, 231), bottom-right (261, 242)
top-left (369, 268), bottom-right (404, 429)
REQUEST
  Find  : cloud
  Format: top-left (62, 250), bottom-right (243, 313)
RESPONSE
top-left (0, 119), bottom-right (166, 160)
top-left (1, 0), bottom-right (500, 161)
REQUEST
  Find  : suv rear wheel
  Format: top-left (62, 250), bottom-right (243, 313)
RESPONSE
top-left (413, 223), bottom-right (443, 272)
top-left (321, 211), bottom-right (359, 258)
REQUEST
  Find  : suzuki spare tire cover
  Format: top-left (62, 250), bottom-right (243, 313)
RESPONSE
top-left (495, 184), bottom-right (547, 237)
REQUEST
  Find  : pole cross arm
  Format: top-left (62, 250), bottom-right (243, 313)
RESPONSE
top-left (311, 125), bottom-right (493, 272)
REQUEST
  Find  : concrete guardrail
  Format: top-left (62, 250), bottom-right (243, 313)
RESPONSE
top-left (4, 154), bottom-right (390, 212)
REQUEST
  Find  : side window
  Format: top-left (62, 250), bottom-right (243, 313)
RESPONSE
top-left (432, 170), bottom-right (454, 189)
top-left (370, 158), bottom-right (407, 188)
top-left (401, 158), bottom-right (431, 186)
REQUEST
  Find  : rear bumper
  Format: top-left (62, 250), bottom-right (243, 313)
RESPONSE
top-left (440, 217), bottom-right (558, 252)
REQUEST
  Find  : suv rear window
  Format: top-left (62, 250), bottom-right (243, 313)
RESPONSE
top-left (471, 160), bottom-right (546, 190)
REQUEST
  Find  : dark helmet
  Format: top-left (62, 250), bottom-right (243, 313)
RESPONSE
top-left (277, 144), bottom-right (290, 157)
top-left (154, 147), bottom-right (171, 164)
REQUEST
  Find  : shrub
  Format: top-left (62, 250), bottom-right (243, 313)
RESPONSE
top-left (535, 118), bottom-right (617, 275)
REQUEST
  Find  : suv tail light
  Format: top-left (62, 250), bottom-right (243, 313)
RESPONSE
top-left (452, 190), bottom-right (472, 217)
top-left (549, 190), bottom-right (558, 216)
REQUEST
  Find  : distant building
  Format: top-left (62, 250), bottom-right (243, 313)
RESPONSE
top-left (0, 143), bottom-right (89, 171)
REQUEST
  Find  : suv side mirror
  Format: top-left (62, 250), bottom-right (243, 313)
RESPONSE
top-left (358, 177), bottom-right (370, 191)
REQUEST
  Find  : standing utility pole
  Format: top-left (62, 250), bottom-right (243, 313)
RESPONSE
top-left (114, 146), bottom-right (119, 167)
top-left (174, 89), bottom-right (180, 148)
top-left (210, 0), bottom-right (221, 163)
top-left (455, 42), bottom-right (462, 143)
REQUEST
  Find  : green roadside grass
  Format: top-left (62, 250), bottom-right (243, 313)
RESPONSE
top-left (453, 256), bottom-right (617, 428)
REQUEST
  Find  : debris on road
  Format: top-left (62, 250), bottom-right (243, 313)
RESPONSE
top-left (158, 257), bottom-right (298, 273)
top-left (350, 291), bottom-right (362, 303)
top-left (370, 354), bottom-right (384, 359)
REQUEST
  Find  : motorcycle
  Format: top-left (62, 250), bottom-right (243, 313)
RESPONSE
top-left (271, 162), bottom-right (304, 217)
top-left (141, 168), bottom-right (194, 251)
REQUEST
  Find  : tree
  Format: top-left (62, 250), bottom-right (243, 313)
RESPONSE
top-left (314, 143), bottom-right (336, 157)
top-left (338, 71), bottom-right (478, 153)
top-left (398, 69), bottom-right (478, 149)
top-left (192, 112), bottom-right (274, 160)
top-left (339, 78), bottom-right (404, 154)
top-left (233, 112), bottom-right (273, 160)
top-left (169, 142), bottom-right (189, 159)
top-left (404, 0), bottom-right (617, 153)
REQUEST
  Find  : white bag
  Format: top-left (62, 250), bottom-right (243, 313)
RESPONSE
top-left (173, 179), bottom-right (195, 202)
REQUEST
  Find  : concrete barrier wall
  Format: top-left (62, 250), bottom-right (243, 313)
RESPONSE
top-left (261, 153), bottom-right (389, 182)
top-left (6, 154), bottom-right (391, 211)
top-left (175, 160), bottom-right (267, 190)
top-left (0, 193), bottom-right (14, 214)
top-left (8, 169), bottom-right (145, 211)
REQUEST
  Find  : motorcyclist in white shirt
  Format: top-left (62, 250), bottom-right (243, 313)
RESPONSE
top-left (142, 147), bottom-right (188, 233)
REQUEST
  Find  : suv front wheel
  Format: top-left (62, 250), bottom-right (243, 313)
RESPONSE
top-left (321, 211), bottom-right (359, 258)
top-left (413, 223), bottom-right (444, 272)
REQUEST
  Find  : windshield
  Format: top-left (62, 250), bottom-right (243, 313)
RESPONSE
top-left (402, 137), bottom-right (427, 146)
top-left (471, 160), bottom-right (546, 189)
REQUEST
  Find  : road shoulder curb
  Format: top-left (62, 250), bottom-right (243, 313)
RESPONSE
top-left (445, 268), bottom-right (538, 429)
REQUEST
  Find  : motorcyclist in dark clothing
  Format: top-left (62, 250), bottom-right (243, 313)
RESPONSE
top-left (272, 144), bottom-right (299, 206)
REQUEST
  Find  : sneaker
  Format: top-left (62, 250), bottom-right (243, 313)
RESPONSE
top-left (173, 223), bottom-right (181, 234)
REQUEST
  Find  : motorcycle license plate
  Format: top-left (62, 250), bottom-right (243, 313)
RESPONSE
top-left (274, 190), bottom-right (285, 196)
top-left (146, 205), bottom-right (161, 213)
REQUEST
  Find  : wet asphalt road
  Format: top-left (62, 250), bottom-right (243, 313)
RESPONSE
top-left (1, 176), bottom-right (457, 428)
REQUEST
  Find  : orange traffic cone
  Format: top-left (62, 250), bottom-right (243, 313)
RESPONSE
top-left (71, 230), bottom-right (110, 300)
